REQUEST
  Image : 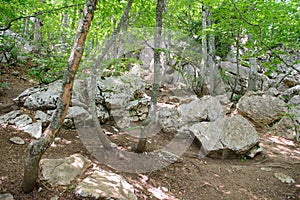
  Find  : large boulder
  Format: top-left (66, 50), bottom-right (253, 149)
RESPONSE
top-left (178, 95), bottom-right (226, 123)
top-left (237, 94), bottom-right (287, 128)
top-left (186, 115), bottom-right (259, 158)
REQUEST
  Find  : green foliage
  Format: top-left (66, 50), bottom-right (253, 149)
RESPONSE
top-left (0, 81), bottom-right (9, 88)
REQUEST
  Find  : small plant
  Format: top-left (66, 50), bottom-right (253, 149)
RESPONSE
top-left (240, 155), bottom-right (247, 162)
top-left (0, 82), bottom-right (9, 89)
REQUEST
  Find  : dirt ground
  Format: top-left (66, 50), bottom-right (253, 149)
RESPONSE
top-left (0, 65), bottom-right (299, 200)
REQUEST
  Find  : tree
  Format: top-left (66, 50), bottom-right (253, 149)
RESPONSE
top-left (135, 0), bottom-right (164, 153)
top-left (23, 0), bottom-right (98, 193)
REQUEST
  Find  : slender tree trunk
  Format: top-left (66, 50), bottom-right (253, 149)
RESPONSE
top-left (33, 16), bottom-right (42, 54)
top-left (248, 57), bottom-right (258, 91)
top-left (136, 0), bottom-right (164, 153)
top-left (200, 5), bottom-right (208, 96)
top-left (23, 0), bottom-right (98, 193)
top-left (89, 0), bottom-right (133, 149)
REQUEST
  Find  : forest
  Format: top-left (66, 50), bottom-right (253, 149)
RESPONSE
top-left (0, 0), bottom-right (299, 199)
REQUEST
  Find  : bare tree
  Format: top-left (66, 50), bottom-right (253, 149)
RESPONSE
top-left (23, 0), bottom-right (98, 193)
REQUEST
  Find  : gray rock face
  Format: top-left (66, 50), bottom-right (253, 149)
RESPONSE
top-left (75, 169), bottom-right (137, 200)
top-left (187, 115), bottom-right (259, 158)
top-left (179, 95), bottom-right (226, 123)
top-left (237, 94), bottom-right (287, 127)
top-left (40, 154), bottom-right (92, 187)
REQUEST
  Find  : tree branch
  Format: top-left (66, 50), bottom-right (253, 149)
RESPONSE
top-left (230, 0), bottom-right (300, 73)
top-left (0, 3), bottom-right (85, 31)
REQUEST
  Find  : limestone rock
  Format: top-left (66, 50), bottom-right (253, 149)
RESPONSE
top-left (0, 110), bottom-right (21, 126)
top-left (187, 115), bottom-right (259, 158)
top-left (237, 95), bottom-right (287, 128)
top-left (179, 95), bottom-right (226, 123)
top-left (13, 114), bottom-right (32, 128)
top-left (40, 154), bottom-right (92, 187)
top-left (20, 121), bottom-right (42, 138)
top-left (75, 169), bottom-right (137, 200)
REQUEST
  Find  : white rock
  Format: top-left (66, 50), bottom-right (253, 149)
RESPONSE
top-left (75, 169), bottom-right (137, 200)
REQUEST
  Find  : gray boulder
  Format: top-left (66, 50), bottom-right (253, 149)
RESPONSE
top-left (186, 115), bottom-right (259, 158)
top-left (237, 94), bottom-right (287, 128)
top-left (179, 95), bottom-right (226, 123)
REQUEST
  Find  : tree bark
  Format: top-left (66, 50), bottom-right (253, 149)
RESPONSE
top-left (88, 0), bottom-right (133, 150)
top-left (248, 57), bottom-right (258, 91)
top-left (136, 0), bottom-right (164, 153)
top-left (23, 0), bottom-right (98, 193)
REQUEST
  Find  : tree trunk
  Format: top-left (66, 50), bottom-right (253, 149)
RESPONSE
top-left (33, 17), bottom-right (42, 54)
top-left (89, 0), bottom-right (133, 149)
top-left (136, 0), bottom-right (164, 153)
top-left (23, 0), bottom-right (98, 193)
top-left (248, 57), bottom-right (258, 91)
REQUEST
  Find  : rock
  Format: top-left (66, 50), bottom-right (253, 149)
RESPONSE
top-left (186, 115), bottom-right (259, 158)
top-left (40, 154), bottom-right (92, 187)
top-left (179, 95), bottom-right (226, 123)
top-left (220, 61), bottom-right (250, 77)
top-left (266, 87), bottom-right (280, 96)
top-left (0, 193), bottom-right (14, 200)
top-left (34, 110), bottom-right (50, 122)
top-left (158, 106), bottom-right (182, 132)
top-left (75, 169), bottom-right (137, 200)
top-left (66, 106), bottom-right (89, 120)
top-left (272, 95), bottom-right (300, 139)
top-left (246, 145), bottom-right (263, 158)
top-left (13, 114), bottom-right (32, 128)
top-left (279, 85), bottom-right (300, 102)
top-left (14, 80), bottom-right (86, 110)
top-left (15, 81), bottom-right (62, 110)
top-left (0, 110), bottom-right (21, 126)
top-left (96, 104), bottom-right (110, 123)
top-left (20, 121), bottom-right (42, 138)
top-left (9, 136), bottom-right (25, 145)
top-left (237, 95), bottom-right (287, 128)
top-left (274, 173), bottom-right (295, 184)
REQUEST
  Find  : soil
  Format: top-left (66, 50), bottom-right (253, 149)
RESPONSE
top-left (0, 65), bottom-right (299, 200)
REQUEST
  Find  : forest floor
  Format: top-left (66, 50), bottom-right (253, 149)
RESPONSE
top-left (0, 65), bottom-right (299, 200)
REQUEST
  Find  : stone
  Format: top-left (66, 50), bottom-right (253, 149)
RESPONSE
top-left (40, 154), bottom-right (92, 187)
top-left (9, 136), bottom-right (25, 145)
top-left (13, 114), bottom-right (32, 128)
top-left (74, 169), bottom-right (137, 200)
top-left (0, 193), bottom-right (14, 200)
top-left (158, 106), bottom-right (182, 133)
top-left (20, 121), bottom-right (42, 138)
top-left (0, 110), bottom-right (21, 126)
top-left (178, 95), bottom-right (226, 123)
top-left (186, 115), bottom-right (259, 158)
top-left (237, 94), bottom-right (287, 128)
top-left (274, 173), bottom-right (295, 184)
top-left (280, 85), bottom-right (300, 102)
top-left (34, 110), bottom-right (50, 122)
